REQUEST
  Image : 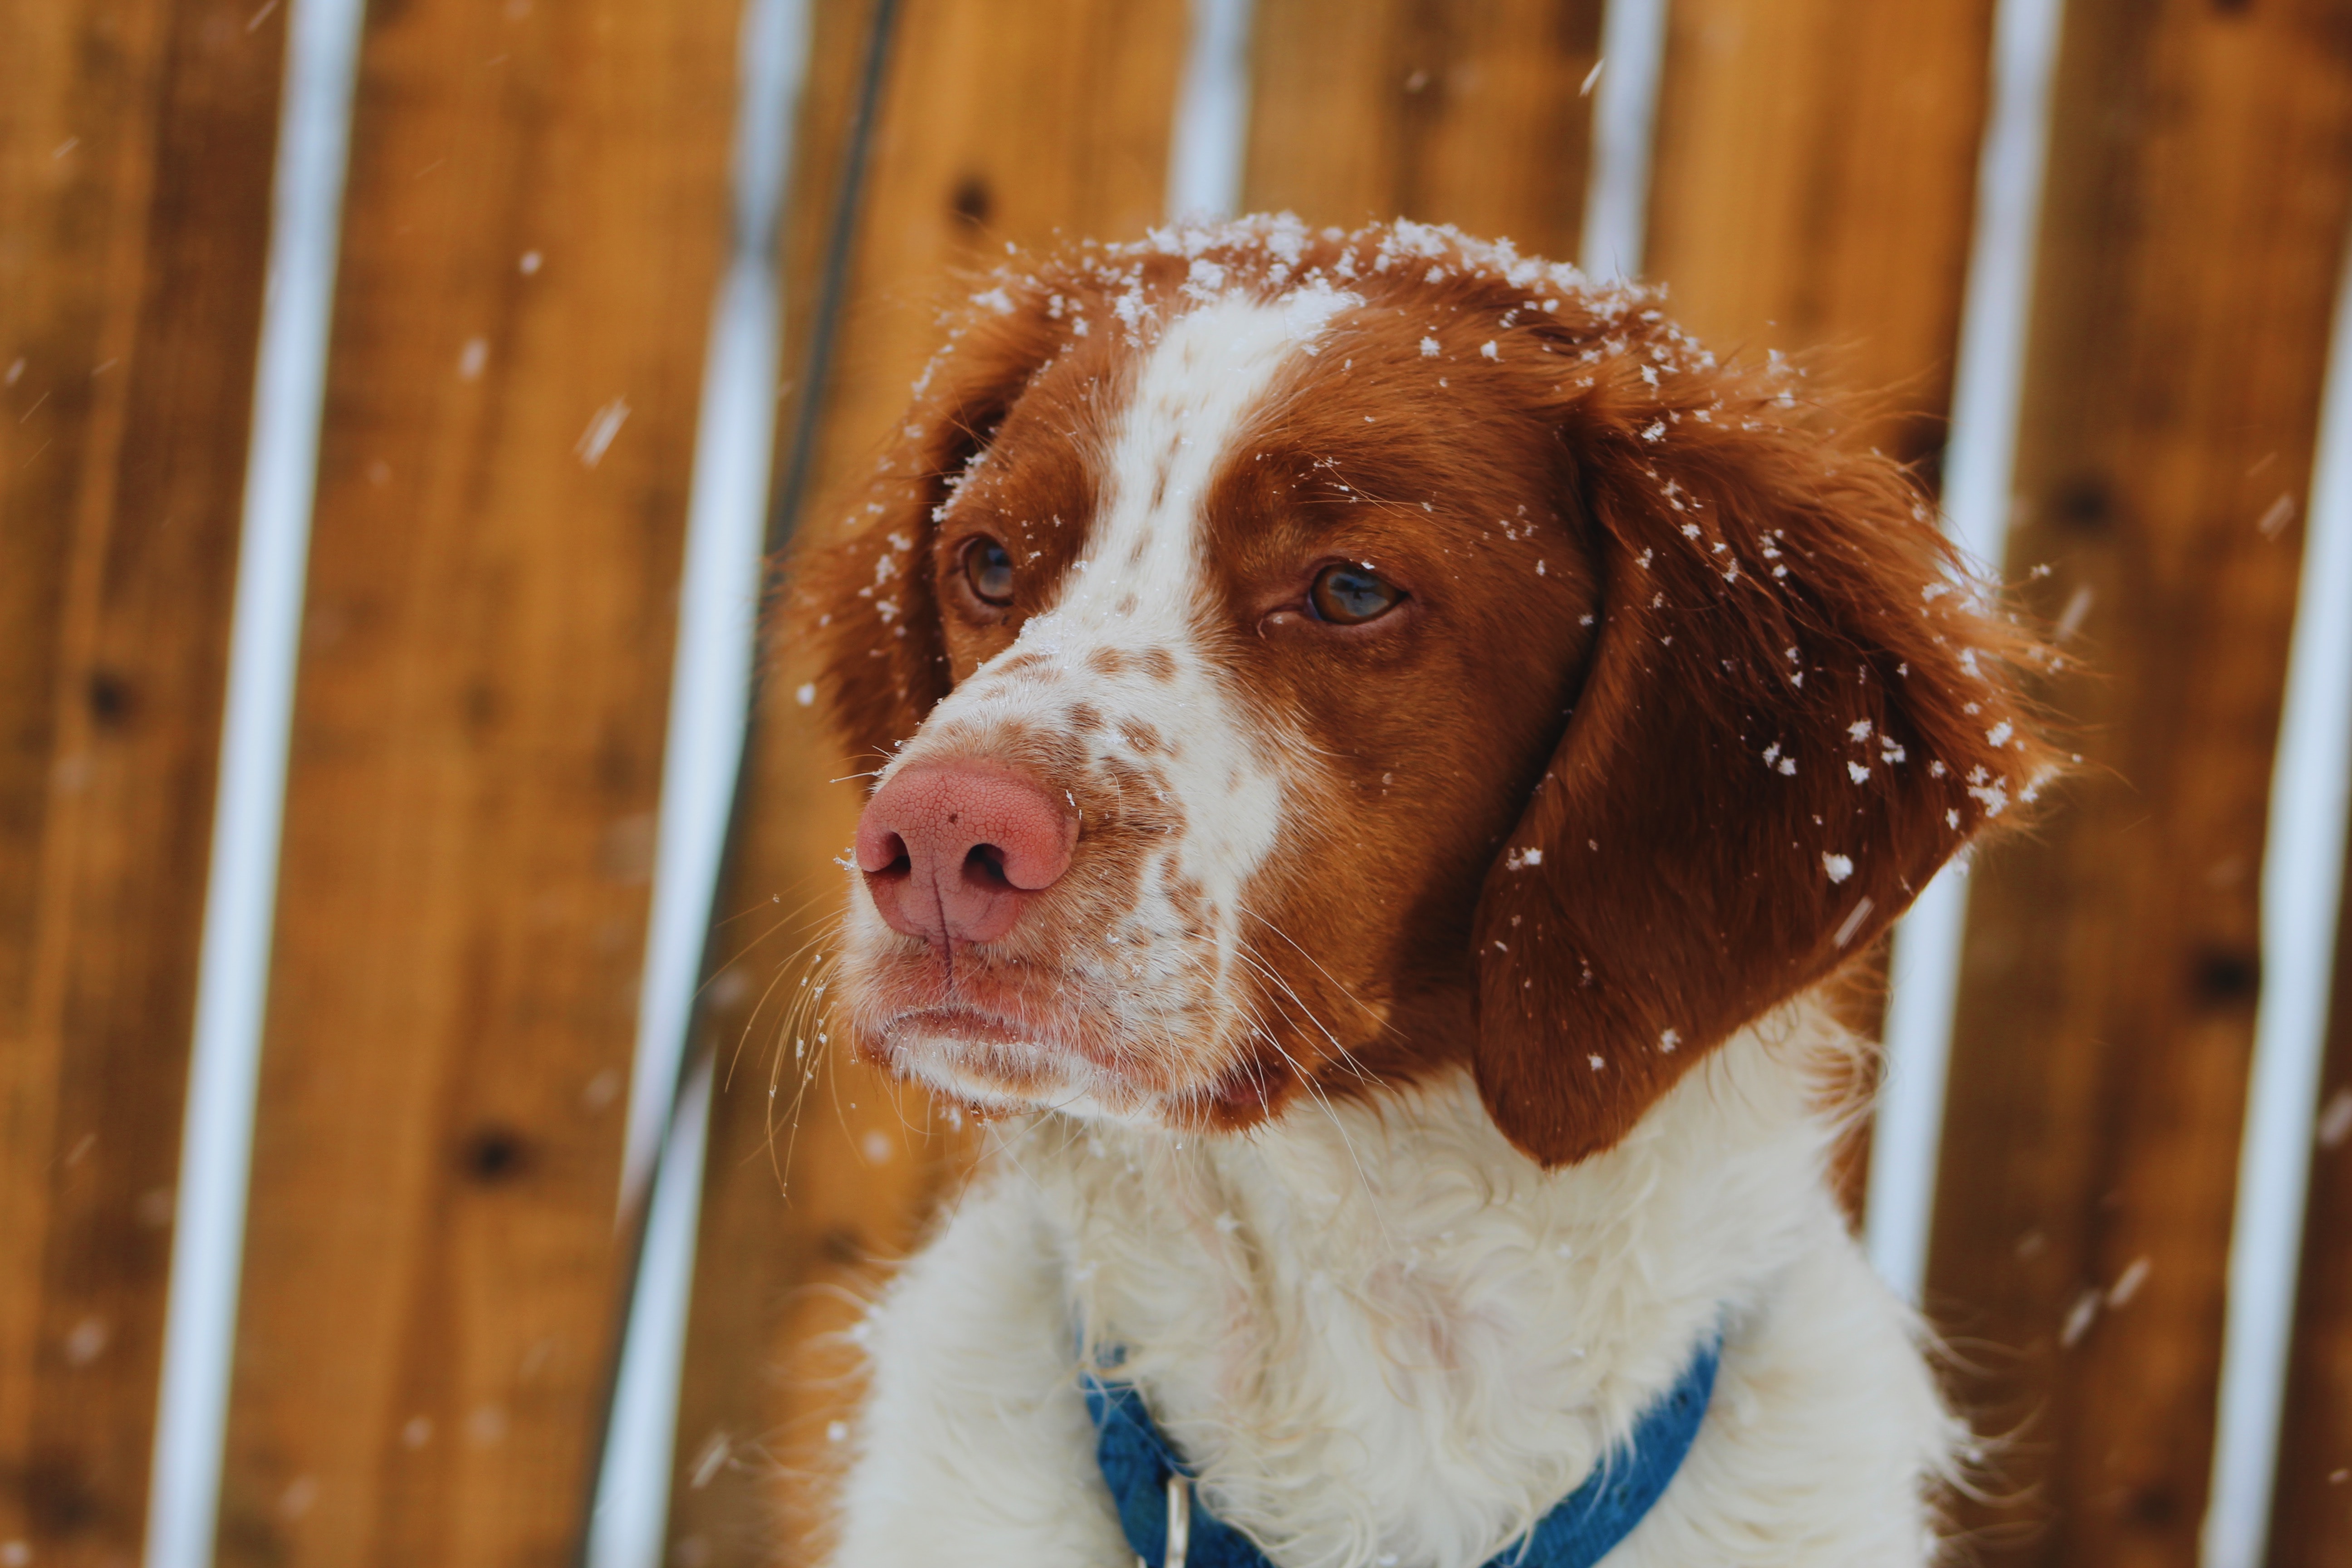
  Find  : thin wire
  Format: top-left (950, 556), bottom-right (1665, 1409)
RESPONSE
top-left (585, 0), bottom-right (813, 1557)
top-left (617, 0), bottom-right (810, 1219)
top-left (765, 0), bottom-right (903, 564)
top-left (568, 0), bottom-right (902, 1559)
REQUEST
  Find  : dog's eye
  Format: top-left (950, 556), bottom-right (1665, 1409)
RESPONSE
top-left (962, 536), bottom-right (1015, 606)
top-left (1309, 562), bottom-right (1404, 625)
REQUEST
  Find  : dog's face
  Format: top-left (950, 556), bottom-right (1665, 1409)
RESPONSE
top-left (794, 219), bottom-right (2051, 1166)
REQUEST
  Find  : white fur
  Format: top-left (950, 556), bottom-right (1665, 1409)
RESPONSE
top-left (829, 1007), bottom-right (1961, 1568)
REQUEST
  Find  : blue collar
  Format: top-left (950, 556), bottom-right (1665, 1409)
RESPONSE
top-left (1083, 1335), bottom-right (1720, 1568)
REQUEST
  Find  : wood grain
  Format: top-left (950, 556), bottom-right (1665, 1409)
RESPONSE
top-left (1925, 4), bottom-right (2352, 1564)
top-left (1244, 0), bottom-right (1605, 263)
top-left (1644, 0), bottom-right (1996, 468)
top-left (2271, 817), bottom-right (2352, 1563)
top-left (211, 0), bottom-right (739, 1562)
top-left (0, 0), bottom-right (282, 1559)
top-left (664, 2), bottom-right (1189, 1562)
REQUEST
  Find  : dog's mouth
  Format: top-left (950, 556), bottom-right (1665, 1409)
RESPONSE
top-left (881, 1004), bottom-right (1076, 1107)
top-left (869, 1002), bottom-right (1179, 1121)
top-left (840, 940), bottom-right (1252, 1122)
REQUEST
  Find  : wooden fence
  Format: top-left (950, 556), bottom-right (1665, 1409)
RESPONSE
top-left (4, 0), bottom-right (2351, 1565)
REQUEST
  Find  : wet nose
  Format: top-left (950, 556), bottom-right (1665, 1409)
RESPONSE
top-left (853, 764), bottom-right (1077, 946)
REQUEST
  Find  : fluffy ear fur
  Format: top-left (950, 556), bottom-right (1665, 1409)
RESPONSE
top-left (784, 296), bottom-right (1064, 766)
top-left (1472, 346), bottom-right (2059, 1167)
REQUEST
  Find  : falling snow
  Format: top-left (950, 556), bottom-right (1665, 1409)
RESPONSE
top-left (2060, 1289), bottom-right (2101, 1349)
top-left (575, 397), bottom-right (630, 468)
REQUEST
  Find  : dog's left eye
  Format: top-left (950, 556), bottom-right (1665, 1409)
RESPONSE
top-left (963, 536), bottom-right (1015, 606)
top-left (1309, 562), bottom-right (1405, 625)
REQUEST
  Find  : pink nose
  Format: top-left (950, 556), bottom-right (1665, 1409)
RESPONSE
top-left (854, 764), bottom-right (1077, 946)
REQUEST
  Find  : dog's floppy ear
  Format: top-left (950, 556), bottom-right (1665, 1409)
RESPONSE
top-left (784, 291), bottom-right (1064, 764)
top-left (1471, 344), bottom-right (2058, 1167)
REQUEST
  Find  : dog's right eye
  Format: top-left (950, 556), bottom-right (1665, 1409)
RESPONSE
top-left (962, 536), bottom-right (1015, 606)
top-left (1309, 562), bottom-right (1405, 625)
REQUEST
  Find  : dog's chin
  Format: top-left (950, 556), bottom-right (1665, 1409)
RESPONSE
top-left (855, 1003), bottom-right (1238, 1129)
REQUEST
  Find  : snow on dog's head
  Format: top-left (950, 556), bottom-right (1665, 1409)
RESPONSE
top-left (791, 216), bottom-right (2054, 1164)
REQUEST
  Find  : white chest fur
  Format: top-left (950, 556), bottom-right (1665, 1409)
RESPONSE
top-left (831, 1009), bottom-right (1961, 1568)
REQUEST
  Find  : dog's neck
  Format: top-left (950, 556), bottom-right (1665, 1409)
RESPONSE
top-left (1002, 1004), bottom-right (1858, 1568)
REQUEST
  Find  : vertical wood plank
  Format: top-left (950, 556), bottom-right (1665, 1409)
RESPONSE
top-left (1642, 0), bottom-right (1996, 470)
top-left (2271, 823), bottom-right (2352, 1561)
top-left (1244, 0), bottom-right (1604, 262)
top-left (214, 0), bottom-right (739, 1562)
top-left (1926, 3), bottom-right (2352, 1563)
top-left (0, 0), bottom-right (282, 1559)
top-left (665, 2), bottom-right (1190, 1560)
top-left (1638, 0), bottom-right (1999, 1217)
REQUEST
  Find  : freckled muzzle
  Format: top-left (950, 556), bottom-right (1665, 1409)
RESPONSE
top-left (834, 695), bottom-right (1267, 1120)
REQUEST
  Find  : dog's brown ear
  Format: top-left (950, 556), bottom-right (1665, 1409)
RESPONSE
top-left (1470, 345), bottom-right (2059, 1167)
top-left (784, 291), bottom-right (1064, 764)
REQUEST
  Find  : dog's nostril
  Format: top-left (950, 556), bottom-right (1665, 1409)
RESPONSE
top-left (965, 843), bottom-right (1013, 887)
top-left (868, 832), bottom-right (913, 879)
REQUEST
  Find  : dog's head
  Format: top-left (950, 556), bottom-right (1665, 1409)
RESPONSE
top-left (789, 217), bottom-right (2053, 1166)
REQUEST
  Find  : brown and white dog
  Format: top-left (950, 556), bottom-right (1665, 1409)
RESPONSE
top-left (790, 216), bottom-right (2053, 1568)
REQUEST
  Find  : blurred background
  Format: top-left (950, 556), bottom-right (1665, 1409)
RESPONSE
top-left (6, 0), bottom-right (2352, 1564)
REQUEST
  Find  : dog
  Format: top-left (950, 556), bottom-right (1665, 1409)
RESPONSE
top-left (788, 216), bottom-right (2053, 1568)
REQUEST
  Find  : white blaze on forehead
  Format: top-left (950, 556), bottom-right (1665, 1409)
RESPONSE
top-left (1005, 286), bottom-right (1356, 694)
top-left (1081, 285), bottom-right (1355, 595)
top-left (1044, 289), bottom-right (1355, 884)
